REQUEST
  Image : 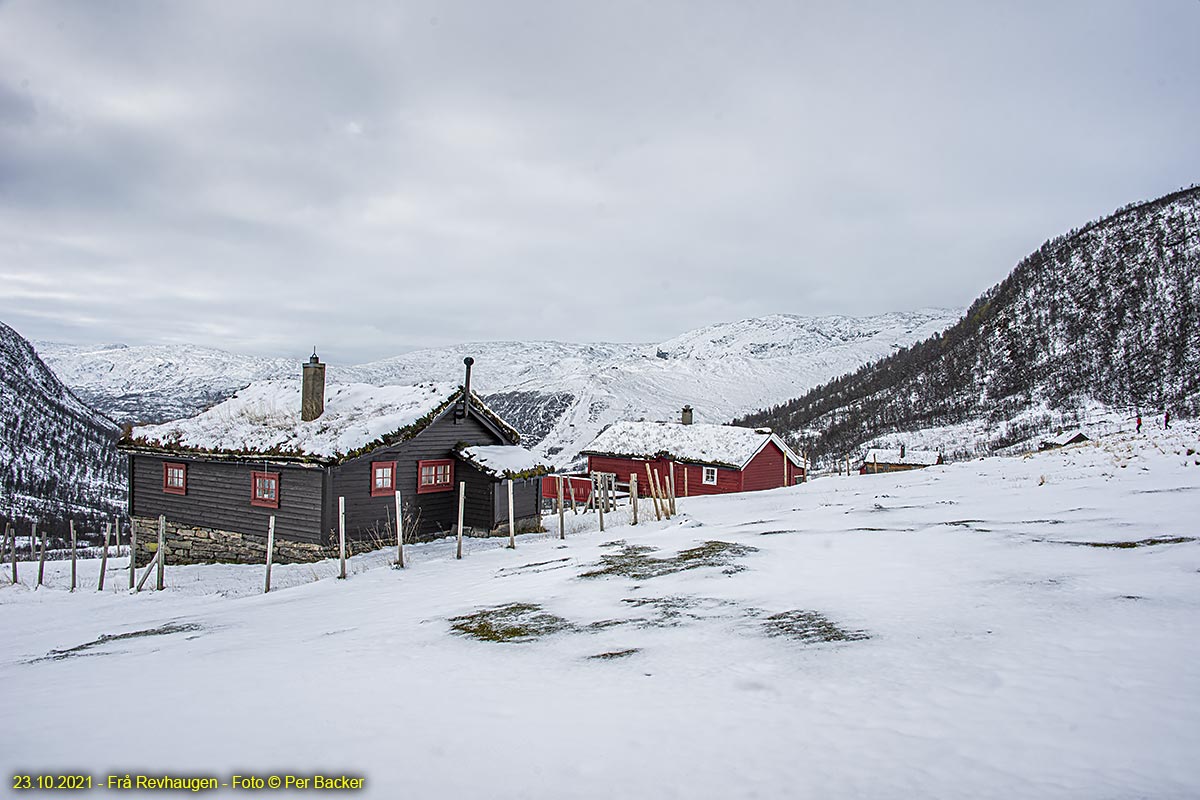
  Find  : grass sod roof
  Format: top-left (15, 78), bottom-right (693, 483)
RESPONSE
top-left (121, 385), bottom-right (520, 464)
top-left (580, 420), bottom-right (802, 470)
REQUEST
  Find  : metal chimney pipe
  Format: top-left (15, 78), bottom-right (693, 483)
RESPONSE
top-left (461, 357), bottom-right (474, 418)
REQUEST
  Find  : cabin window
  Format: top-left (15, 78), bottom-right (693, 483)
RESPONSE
top-left (371, 461), bottom-right (396, 497)
top-left (251, 471), bottom-right (280, 508)
top-left (417, 459), bottom-right (454, 494)
top-left (163, 462), bottom-right (187, 495)
top-left (702, 466), bottom-right (718, 485)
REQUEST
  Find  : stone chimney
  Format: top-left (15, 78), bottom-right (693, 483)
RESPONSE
top-left (681, 405), bottom-right (694, 425)
top-left (302, 349), bottom-right (326, 422)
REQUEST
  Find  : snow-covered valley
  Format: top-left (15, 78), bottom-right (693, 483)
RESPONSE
top-left (35, 309), bottom-right (960, 468)
top-left (3, 424), bottom-right (1198, 798)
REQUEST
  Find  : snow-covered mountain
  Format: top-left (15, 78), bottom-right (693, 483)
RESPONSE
top-left (738, 185), bottom-right (1200, 464)
top-left (33, 342), bottom-right (299, 424)
top-left (38, 310), bottom-right (959, 468)
top-left (0, 321), bottom-right (124, 529)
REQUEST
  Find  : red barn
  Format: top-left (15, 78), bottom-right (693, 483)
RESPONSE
top-left (579, 420), bottom-right (805, 497)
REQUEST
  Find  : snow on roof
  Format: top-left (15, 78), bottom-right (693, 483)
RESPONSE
top-left (861, 448), bottom-right (943, 467)
top-left (133, 380), bottom-right (460, 458)
top-left (580, 420), bottom-right (800, 469)
top-left (1044, 430), bottom-right (1090, 447)
top-left (456, 445), bottom-right (547, 478)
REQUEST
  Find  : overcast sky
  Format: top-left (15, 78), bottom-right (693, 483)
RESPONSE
top-left (0, 1), bottom-right (1197, 363)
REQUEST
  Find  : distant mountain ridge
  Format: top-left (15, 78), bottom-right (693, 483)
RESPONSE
top-left (0, 321), bottom-right (124, 529)
top-left (736, 185), bottom-right (1200, 463)
top-left (36, 310), bottom-right (960, 469)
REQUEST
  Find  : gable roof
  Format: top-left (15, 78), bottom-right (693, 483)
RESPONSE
top-left (124, 381), bottom-right (518, 461)
top-left (454, 445), bottom-right (548, 478)
top-left (580, 420), bottom-right (803, 470)
top-left (1042, 430), bottom-right (1089, 448)
top-left (860, 448), bottom-right (943, 467)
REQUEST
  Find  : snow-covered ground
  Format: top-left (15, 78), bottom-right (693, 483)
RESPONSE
top-left (2, 424), bottom-right (1198, 798)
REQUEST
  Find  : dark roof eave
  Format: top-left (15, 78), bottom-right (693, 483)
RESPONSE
top-left (118, 443), bottom-right (333, 468)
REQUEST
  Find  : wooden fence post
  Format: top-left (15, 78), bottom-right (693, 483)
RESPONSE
top-left (568, 477), bottom-right (579, 515)
top-left (669, 464), bottom-right (677, 515)
top-left (455, 482), bottom-right (466, 559)
top-left (556, 476), bottom-right (565, 540)
top-left (395, 488), bottom-right (405, 568)
top-left (630, 474), bottom-right (638, 525)
top-left (129, 519), bottom-right (137, 590)
top-left (645, 464), bottom-right (661, 520)
top-left (36, 521), bottom-right (46, 586)
top-left (264, 515), bottom-right (275, 594)
top-left (156, 515), bottom-right (165, 591)
top-left (596, 475), bottom-right (605, 532)
top-left (98, 522), bottom-right (111, 591)
top-left (69, 519), bottom-right (77, 592)
top-left (7, 522), bottom-right (16, 583)
top-left (135, 549), bottom-right (160, 593)
top-left (338, 497), bottom-right (347, 579)
top-left (506, 479), bottom-right (515, 549)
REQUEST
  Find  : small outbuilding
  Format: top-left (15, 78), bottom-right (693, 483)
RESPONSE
top-left (579, 414), bottom-right (805, 496)
top-left (1038, 430), bottom-right (1090, 451)
top-left (858, 445), bottom-right (944, 474)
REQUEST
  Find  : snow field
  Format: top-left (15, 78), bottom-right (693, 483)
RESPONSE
top-left (1, 424), bottom-right (1198, 799)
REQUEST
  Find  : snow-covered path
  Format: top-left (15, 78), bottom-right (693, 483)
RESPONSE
top-left (2, 427), bottom-right (1198, 798)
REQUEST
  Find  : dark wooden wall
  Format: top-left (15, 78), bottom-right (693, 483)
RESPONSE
top-left (129, 454), bottom-right (325, 543)
top-left (331, 410), bottom-right (508, 540)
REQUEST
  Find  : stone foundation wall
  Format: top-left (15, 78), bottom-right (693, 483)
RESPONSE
top-left (130, 516), bottom-right (382, 567)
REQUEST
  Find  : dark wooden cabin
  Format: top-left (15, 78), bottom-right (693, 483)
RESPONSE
top-left (120, 357), bottom-right (544, 565)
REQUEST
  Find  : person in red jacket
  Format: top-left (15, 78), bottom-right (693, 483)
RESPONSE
top-left (1136, 412), bottom-right (1142, 434)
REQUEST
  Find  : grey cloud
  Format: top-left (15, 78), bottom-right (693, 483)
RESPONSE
top-left (0, 0), bottom-right (1197, 361)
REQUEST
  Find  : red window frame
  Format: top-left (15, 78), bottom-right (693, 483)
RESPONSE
top-left (251, 471), bottom-right (280, 508)
top-left (417, 459), bottom-right (454, 494)
top-left (371, 460), bottom-right (397, 497)
top-left (163, 462), bottom-right (187, 495)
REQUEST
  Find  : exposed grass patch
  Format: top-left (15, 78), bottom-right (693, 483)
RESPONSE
top-left (1065, 536), bottom-right (1196, 549)
top-left (34, 623), bottom-right (203, 663)
top-left (762, 610), bottom-right (869, 644)
top-left (620, 595), bottom-right (739, 627)
top-left (588, 648), bottom-right (640, 660)
top-left (579, 541), bottom-right (758, 581)
top-left (449, 603), bottom-right (573, 643)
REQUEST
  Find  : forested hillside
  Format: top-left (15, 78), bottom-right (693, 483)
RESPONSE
top-left (0, 321), bottom-right (124, 532)
top-left (737, 186), bottom-right (1200, 464)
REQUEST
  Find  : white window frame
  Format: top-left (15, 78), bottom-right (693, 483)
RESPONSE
top-left (702, 466), bottom-right (718, 485)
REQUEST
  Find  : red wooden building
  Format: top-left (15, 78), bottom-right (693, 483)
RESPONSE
top-left (579, 420), bottom-right (805, 497)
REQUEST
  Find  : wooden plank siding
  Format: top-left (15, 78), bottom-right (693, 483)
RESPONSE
top-left (586, 455), bottom-right (740, 496)
top-left (587, 445), bottom-right (801, 497)
top-left (740, 441), bottom-right (798, 492)
top-left (129, 454), bottom-right (326, 543)
top-left (331, 410), bottom-right (508, 540)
